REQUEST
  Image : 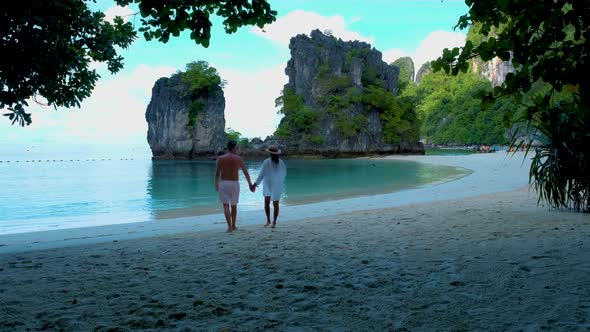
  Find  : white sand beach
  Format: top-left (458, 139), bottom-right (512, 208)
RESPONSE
top-left (1, 152), bottom-right (589, 331)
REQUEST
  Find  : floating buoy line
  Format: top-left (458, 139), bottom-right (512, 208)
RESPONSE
top-left (0, 158), bottom-right (135, 163)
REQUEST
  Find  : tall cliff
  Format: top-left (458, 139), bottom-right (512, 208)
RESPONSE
top-left (146, 63), bottom-right (226, 159)
top-left (414, 57), bottom-right (514, 87)
top-left (465, 23), bottom-right (515, 87)
top-left (471, 56), bottom-right (515, 87)
top-left (392, 57), bottom-right (415, 84)
top-left (415, 61), bottom-right (432, 84)
top-left (274, 30), bottom-right (423, 156)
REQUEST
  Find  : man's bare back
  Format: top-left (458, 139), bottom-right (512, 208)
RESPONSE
top-left (216, 153), bottom-right (245, 181)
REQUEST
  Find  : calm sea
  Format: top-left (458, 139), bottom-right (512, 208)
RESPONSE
top-left (0, 144), bottom-right (468, 235)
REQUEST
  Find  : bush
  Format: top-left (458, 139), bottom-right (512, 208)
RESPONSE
top-left (344, 48), bottom-right (370, 70)
top-left (275, 88), bottom-right (319, 136)
top-left (361, 85), bottom-right (420, 143)
top-left (526, 102), bottom-right (589, 212)
top-left (226, 128), bottom-right (240, 141)
top-left (187, 100), bottom-right (204, 128)
top-left (174, 61), bottom-right (224, 128)
top-left (226, 128), bottom-right (249, 145)
top-left (178, 61), bottom-right (224, 95)
top-left (335, 114), bottom-right (368, 138)
top-left (309, 135), bottom-right (325, 145)
top-left (411, 70), bottom-right (508, 145)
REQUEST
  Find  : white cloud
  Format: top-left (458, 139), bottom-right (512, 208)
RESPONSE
top-left (104, 5), bottom-right (135, 23)
top-left (382, 49), bottom-right (409, 64)
top-left (413, 31), bottom-right (466, 71)
top-left (3, 65), bottom-right (177, 144)
top-left (382, 30), bottom-right (466, 77)
top-left (0, 63), bottom-right (286, 145)
top-left (220, 66), bottom-right (288, 139)
top-left (1, 27), bottom-right (467, 146)
top-left (67, 65), bottom-right (175, 143)
top-left (252, 10), bottom-right (374, 47)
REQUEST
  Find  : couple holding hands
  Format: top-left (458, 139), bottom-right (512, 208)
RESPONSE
top-left (215, 140), bottom-right (287, 232)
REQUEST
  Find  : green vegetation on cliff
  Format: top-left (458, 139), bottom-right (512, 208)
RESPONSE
top-left (275, 56), bottom-right (421, 144)
top-left (407, 69), bottom-right (509, 145)
top-left (393, 23), bottom-right (513, 146)
top-left (281, 50), bottom-right (421, 143)
top-left (409, 20), bottom-right (580, 147)
top-left (344, 47), bottom-right (371, 71)
top-left (173, 61), bottom-right (224, 128)
top-left (179, 61), bottom-right (224, 95)
top-left (361, 84), bottom-right (420, 143)
top-left (274, 89), bottom-right (319, 140)
top-left (434, 1), bottom-right (590, 211)
top-left (392, 57), bottom-right (415, 91)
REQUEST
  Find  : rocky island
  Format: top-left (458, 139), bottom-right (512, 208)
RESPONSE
top-left (145, 31), bottom-right (426, 159)
top-left (145, 62), bottom-right (227, 159)
top-left (273, 30), bottom-right (423, 157)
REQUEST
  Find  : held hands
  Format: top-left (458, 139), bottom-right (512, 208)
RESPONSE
top-left (249, 183), bottom-right (257, 192)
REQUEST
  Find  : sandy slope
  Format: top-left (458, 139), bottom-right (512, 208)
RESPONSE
top-left (1, 185), bottom-right (589, 331)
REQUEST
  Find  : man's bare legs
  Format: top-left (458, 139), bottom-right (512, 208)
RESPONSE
top-left (222, 204), bottom-right (238, 232)
top-left (231, 204), bottom-right (237, 231)
top-left (264, 196), bottom-right (271, 227)
top-left (223, 204), bottom-right (232, 232)
top-left (272, 200), bottom-right (280, 228)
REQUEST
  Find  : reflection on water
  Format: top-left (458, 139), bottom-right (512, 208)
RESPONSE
top-left (147, 161), bottom-right (216, 207)
top-left (146, 159), bottom-right (267, 219)
top-left (0, 156), bottom-right (469, 234)
top-left (146, 160), bottom-right (219, 218)
top-left (146, 159), bottom-right (470, 219)
top-left (282, 159), bottom-right (468, 203)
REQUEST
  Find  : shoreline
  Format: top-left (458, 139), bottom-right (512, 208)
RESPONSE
top-left (153, 161), bottom-right (471, 221)
top-left (1, 159), bottom-right (589, 330)
top-left (0, 152), bottom-right (531, 254)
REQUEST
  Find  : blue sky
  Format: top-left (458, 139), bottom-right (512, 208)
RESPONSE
top-left (0, 0), bottom-right (469, 148)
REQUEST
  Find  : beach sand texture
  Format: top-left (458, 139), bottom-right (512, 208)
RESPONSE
top-left (1, 185), bottom-right (589, 331)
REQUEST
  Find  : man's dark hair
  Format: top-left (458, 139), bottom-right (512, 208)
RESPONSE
top-left (227, 140), bottom-right (237, 151)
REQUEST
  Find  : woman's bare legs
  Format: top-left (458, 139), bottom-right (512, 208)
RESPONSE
top-left (271, 200), bottom-right (279, 228)
top-left (264, 196), bottom-right (271, 226)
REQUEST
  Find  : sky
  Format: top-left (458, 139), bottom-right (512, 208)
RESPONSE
top-left (0, 0), bottom-right (469, 148)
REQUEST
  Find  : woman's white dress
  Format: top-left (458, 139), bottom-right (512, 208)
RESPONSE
top-left (255, 158), bottom-right (287, 201)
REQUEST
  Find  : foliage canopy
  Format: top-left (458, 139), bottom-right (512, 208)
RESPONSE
top-left (407, 68), bottom-right (509, 145)
top-left (274, 89), bottom-right (319, 140)
top-left (434, 0), bottom-right (590, 211)
top-left (1, 0), bottom-right (276, 126)
top-left (172, 61), bottom-right (224, 128)
top-left (115, 0), bottom-right (276, 47)
top-left (226, 128), bottom-right (249, 147)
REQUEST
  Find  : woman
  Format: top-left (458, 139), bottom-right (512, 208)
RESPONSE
top-left (252, 146), bottom-right (287, 228)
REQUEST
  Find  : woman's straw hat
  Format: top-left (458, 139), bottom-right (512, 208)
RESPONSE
top-left (265, 146), bottom-right (281, 154)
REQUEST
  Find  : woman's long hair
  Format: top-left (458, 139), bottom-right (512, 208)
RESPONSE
top-left (270, 154), bottom-right (279, 164)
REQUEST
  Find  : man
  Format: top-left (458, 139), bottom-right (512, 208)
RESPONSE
top-left (215, 140), bottom-right (254, 232)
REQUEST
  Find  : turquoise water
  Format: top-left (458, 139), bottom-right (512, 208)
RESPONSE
top-left (0, 146), bottom-right (468, 235)
top-left (425, 148), bottom-right (476, 156)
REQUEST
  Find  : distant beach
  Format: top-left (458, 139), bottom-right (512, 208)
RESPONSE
top-left (1, 152), bottom-right (589, 330)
